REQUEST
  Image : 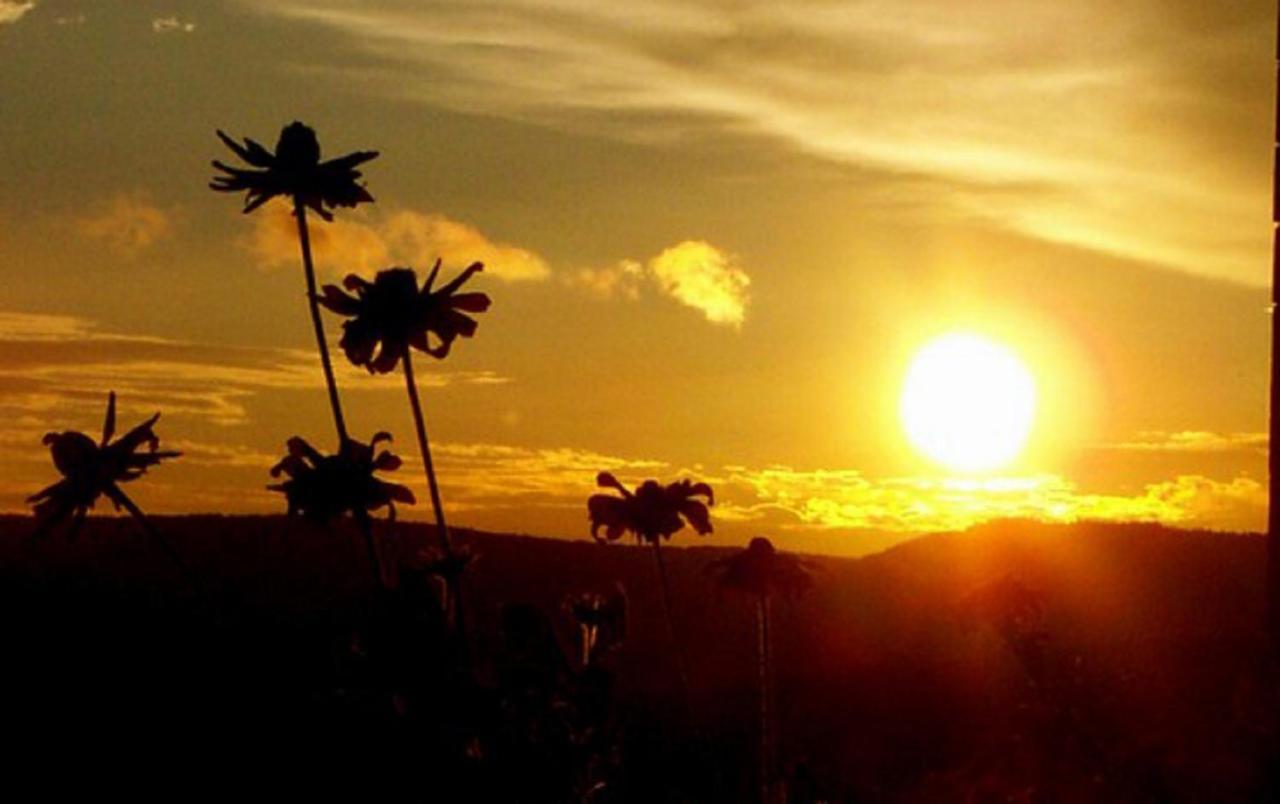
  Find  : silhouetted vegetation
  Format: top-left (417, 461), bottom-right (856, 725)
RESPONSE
top-left (3, 516), bottom-right (1279, 801)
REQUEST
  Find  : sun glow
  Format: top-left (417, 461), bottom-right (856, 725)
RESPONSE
top-left (900, 333), bottom-right (1037, 473)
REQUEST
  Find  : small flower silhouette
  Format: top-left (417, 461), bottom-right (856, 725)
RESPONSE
top-left (587, 472), bottom-right (714, 545)
top-left (27, 391), bottom-right (180, 538)
top-left (707, 536), bottom-right (813, 599)
top-left (318, 261), bottom-right (490, 373)
top-left (586, 471), bottom-right (713, 717)
top-left (563, 585), bottom-right (628, 667)
top-left (210, 121), bottom-right (378, 221)
top-left (268, 432), bottom-right (415, 523)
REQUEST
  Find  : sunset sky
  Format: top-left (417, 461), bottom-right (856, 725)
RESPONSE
top-left (0, 0), bottom-right (1273, 553)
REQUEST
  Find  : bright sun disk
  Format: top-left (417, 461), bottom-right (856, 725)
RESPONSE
top-left (900, 333), bottom-right (1036, 473)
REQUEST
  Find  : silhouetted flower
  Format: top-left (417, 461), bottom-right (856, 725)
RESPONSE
top-left (587, 472), bottom-right (714, 544)
top-left (268, 432), bottom-right (414, 523)
top-left (708, 536), bottom-right (813, 804)
top-left (27, 391), bottom-right (179, 537)
top-left (563, 586), bottom-right (628, 667)
top-left (318, 261), bottom-right (491, 373)
top-left (708, 536), bottom-right (813, 599)
top-left (210, 121), bottom-right (378, 221)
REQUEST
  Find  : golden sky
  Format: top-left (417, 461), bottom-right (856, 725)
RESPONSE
top-left (0, 0), bottom-right (1272, 553)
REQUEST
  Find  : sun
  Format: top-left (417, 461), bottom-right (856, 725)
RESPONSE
top-left (900, 333), bottom-right (1036, 473)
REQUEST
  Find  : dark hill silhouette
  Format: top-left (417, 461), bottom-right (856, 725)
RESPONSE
top-left (0, 515), bottom-right (1275, 801)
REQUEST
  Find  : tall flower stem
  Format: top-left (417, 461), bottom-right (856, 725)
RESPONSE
top-left (402, 349), bottom-right (469, 652)
top-left (1268, 6), bottom-right (1280, 651)
top-left (293, 198), bottom-right (349, 446)
top-left (292, 199), bottom-right (385, 589)
top-left (651, 540), bottom-right (694, 721)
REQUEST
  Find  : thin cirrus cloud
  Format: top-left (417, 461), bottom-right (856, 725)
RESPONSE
top-left (255, 0), bottom-right (1271, 285)
top-left (77, 192), bottom-right (175, 257)
top-left (0, 310), bottom-right (507, 426)
top-left (1094, 430), bottom-right (1268, 455)
top-left (244, 203), bottom-right (551, 282)
top-left (569, 240), bottom-right (750, 327)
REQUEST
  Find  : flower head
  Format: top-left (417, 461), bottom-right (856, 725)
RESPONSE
top-left (587, 472), bottom-right (713, 544)
top-left (210, 121), bottom-right (378, 221)
top-left (268, 432), bottom-right (415, 522)
top-left (27, 392), bottom-right (180, 534)
top-left (318, 260), bottom-right (490, 373)
top-left (708, 537), bottom-right (813, 599)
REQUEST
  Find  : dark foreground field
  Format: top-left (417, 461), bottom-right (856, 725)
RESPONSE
top-left (1, 515), bottom-right (1278, 802)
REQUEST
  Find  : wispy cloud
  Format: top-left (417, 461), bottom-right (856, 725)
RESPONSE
top-left (0, 311), bottom-right (507, 425)
top-left (1095, 430), bottom-right (1267, 455)
top-left (151, 16), bottom-right (195, 34)
top-left (245, 204), bottom-right (550, 282)
top-left (77, 192), bottom-right (175, 256)
top-left (256, 0), bottom-right (1270, 284)
top-left (0, 1), bottom-right (33, 26)
top-left (568, 240), bottom-right (750, 327)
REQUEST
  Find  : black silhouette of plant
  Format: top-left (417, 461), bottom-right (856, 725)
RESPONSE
top-left (318, 261), bottom-right (491, 640)
top-left (563, 585), bottom-right (628, 668)
top-left (268, 432), bottom-right (415, 583)
top-left (29, 390), bottom-right (179, 534)
top-left (709, 537), bottom-right (812, 804)
top-left (210, 121), bottom-right (377, 444)
top-left (587, 472), bottom-right (713, 717)
top-left (27, 392), bottom-right (192, 580)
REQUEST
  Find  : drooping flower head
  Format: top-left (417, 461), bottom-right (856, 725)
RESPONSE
top-left (587, 472), bottom-right (713, 545)
top-left (210, 121), bottom-right (378, 221)
top-left (708, 537), bottom-right (813, 599)
top-left (268, 432), bottom-right (414, 522)
top-left (27, 392), bottom-right (180, 535)
top-left (564, 586), bottom-right (628, 653)
top-left (318, 261), bottom-right (490, 373)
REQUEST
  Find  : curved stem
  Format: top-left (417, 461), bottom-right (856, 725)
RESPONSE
top-left (111, 486), bottom-right (200, 596)
top-left (402, 350), bottom-right (470, 666)
top-left (293, 198), bottom-right (348, 446)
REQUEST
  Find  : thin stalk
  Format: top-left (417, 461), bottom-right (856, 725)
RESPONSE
top-left (1269, 4), bottom-right (1280, 650)
top-left (651, 540), bottom-right (694, 721)
top-left (112, 487), bottom-right (200, 596)
top-left (757, 594), bottom-right (772, 804)
top-left (292, 198), bottom-right (348, 446)
top-left (355, 514), bottom-right (384, 589)
top-left (402, 350), bottom-right (470, 659)
top-left (1270, 5), bottom-right (1280, 650)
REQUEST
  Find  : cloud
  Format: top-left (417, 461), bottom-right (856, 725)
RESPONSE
top-left (77, 193), bottom-right (175, 256)
top-left (53, 13), bottom-right (83, 26)
top-left (568, 241), bottom-right (750, 327)
top-left (245, 205), bottom-right (550, 282)
top-left (650, 240), bottom-right (750, 327)
top-left (1096, 430), bottom-right (1267, 455)
top-left (711, 466), bottom-right (1266, 534)
top-left (0, 1), bottom-right (33, 26)
top-left (255, 0), bottom-right (1272, 285)
top-left (0, 311), bottom-right (507, 426)
top-left (151, 16), bottom-right (195, 34)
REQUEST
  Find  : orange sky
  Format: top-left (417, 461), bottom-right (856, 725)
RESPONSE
top-left (0, 1), bottom-right (1272, 553)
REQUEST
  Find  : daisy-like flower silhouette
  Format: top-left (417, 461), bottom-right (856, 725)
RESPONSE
top-left (210, 121), bottom-right (378, 445)
top-left (319, 260), bottom-right (490, 639)
top-left (269, 432), bottom-right (415, 584)
top-left (587, 472), bottom-right (713, 545)
top-left (708, 537), bottom-right (813, 802)
top-left (28, 392), bottom-right (180, 539)
top-left (211, 121), bottom-right (377, 221)
top-left (586, 472), bottom-right (713, 718)
top-left (318, 261), bottom-right (489, 373)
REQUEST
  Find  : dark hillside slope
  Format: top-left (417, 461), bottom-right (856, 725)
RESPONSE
top-left (0, 516), bottom-right (1273, 800)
